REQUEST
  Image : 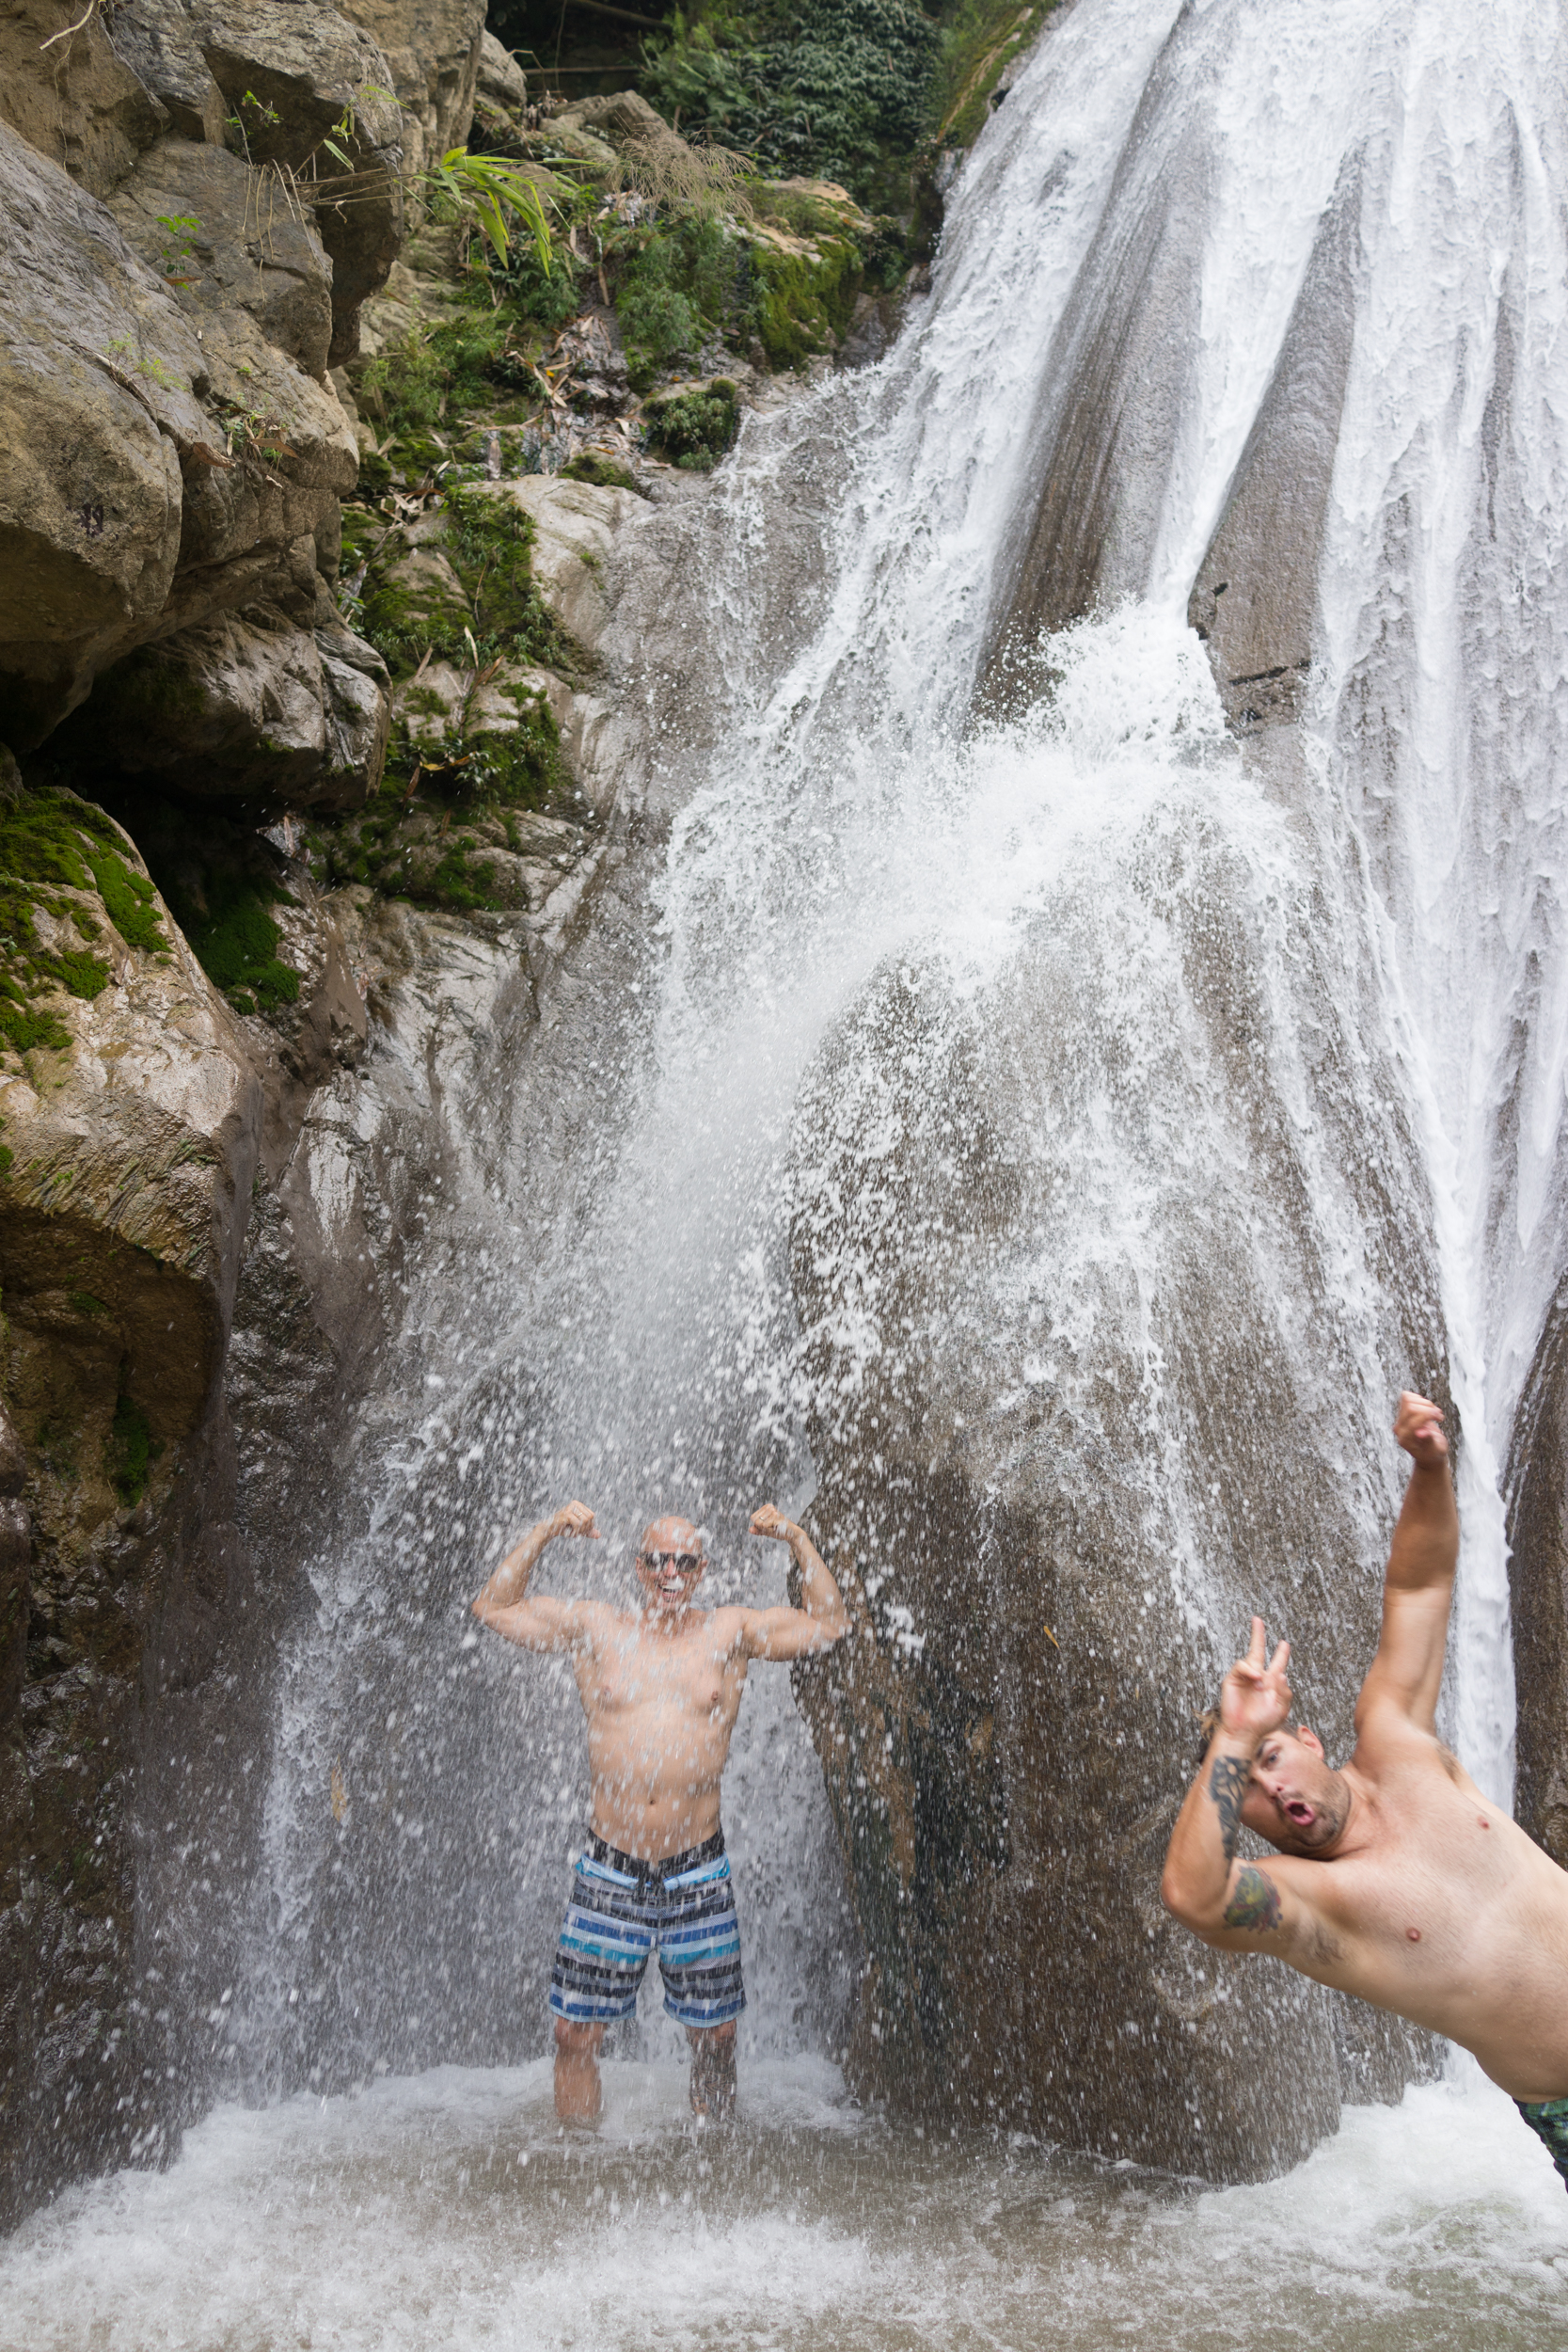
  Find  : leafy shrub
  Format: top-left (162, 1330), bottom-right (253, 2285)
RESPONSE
top-left (643, 381), bottom-right (739, 469)
top-left (491, 241), bottom-right (585, 333)
top-left (613, 215), bottom-right (742, 386)
top-left (643, 0), bottom-right (942, 199)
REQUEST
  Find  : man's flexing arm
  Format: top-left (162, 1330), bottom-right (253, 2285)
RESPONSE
top-left (736, 1508), bottom-right (849, 1660)
top-left (1161, 1617), bottom-right (1325, 1954)
top-left (472, 1501), bottom-right (604, 1650)
top-left (1354, 1391), bottom-right (1458, 1739)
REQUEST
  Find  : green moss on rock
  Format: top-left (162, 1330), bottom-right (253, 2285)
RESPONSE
top-left (748, 235), bottom-right (863, 369)
top-left (643, 381), bottom-right (740, 470)
top-left (0, 789), bottom-right (168, 1061)
top-left (107, 1392), bottom-right (161, 1507)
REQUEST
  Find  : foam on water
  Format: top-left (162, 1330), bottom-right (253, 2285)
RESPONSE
top-left (3, 2065), bottom-right (1564, 2352)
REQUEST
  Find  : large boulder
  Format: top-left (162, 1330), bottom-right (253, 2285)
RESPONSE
top-left (110, 136), bottom-right (337, 381)
top-left (0, 119), bottom-right (361, 746)
top-left (336, 0), bottom-right (486, 183)
top-left (107, 0), bottom-right (229, 146)
top-left (0, 123), bottom-right (207, 722)
top-left (785, 804), bottom-right (1449, 2177)
top-left (0, 0), bottom-right (167, 202)
top-left (85, 605), bottom-right (390, 810)
top-left (0, 784), bottom-right (264, 2223)
top-left (196, 2), bottom-right (404, 365)
top-left (476, 29), bottom-right (528, 116)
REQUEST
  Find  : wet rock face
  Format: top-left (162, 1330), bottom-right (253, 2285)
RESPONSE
top-left (86, 605), bottom-right (390, 811)
top-left (1184, 160), bottom-right (1360, 733)
top-left (786, 841), bottom-right (1449, 2176)
top-left (1507, 1286), bottom-right (1568, 1867)
top-left (0, 795), bottom-right (272, 2227)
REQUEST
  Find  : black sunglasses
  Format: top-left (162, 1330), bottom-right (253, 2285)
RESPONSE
top-left (638, 1549), bottom-right (704, 1575)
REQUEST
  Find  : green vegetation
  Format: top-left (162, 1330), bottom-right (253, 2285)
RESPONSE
top-left (101, 792), bottom-right (302, 1022)
top-left (350, 485), bottom-right (579, 688)
top-left (615, 214), bottom-right (739, 386)
top-left (171, 876), bottom-right (300, 1018)
top-left (933, 0), bottom-right (1044, 146)
top-left (562, 453), bottom-right (641, 492)
top-left (423, 148), bottom-right (555, 270)
top-left (107, 1392), bottom-right (161, 1508)
top-left (0, 789), bottom-right (169, 1059)
top-left (156, 212), bottom-right (202, 284)
top-left (641, 1), bottom-right (940, 201)
top-left (643, 380), bottom-right (739, 469)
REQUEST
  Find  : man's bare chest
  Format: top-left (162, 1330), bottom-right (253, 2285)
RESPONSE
top-left (584, 1629), bottom-right (741, 1728)
top-left (1318, 1780), bottom-right (1522, 1966)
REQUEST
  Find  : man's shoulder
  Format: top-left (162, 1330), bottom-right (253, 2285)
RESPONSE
top-left (1350, 1694), bottom-right (1459, 1774)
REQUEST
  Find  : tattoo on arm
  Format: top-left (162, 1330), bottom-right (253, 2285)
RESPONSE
top-left (1222, 1864), bottom-right (1283, 1934)
top-left (1208, 1754), bottom-right (1252, 1864)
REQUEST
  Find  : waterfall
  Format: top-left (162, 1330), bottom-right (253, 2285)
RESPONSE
top-left (226, 0), bottom-right (1568, 2177)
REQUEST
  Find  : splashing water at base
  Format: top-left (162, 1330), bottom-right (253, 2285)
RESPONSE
top-left (2, 2066), bottom-right (1564, 2351)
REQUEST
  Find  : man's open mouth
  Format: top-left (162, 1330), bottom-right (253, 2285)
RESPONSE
top-left (1284, 1800), bottom-right (1314, 1828)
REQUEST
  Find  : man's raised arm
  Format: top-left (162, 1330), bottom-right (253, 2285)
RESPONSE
top-left (1354, 1390), bottom-right (1458, 1737)
top-left (739, 1506), bottom-right (849, 1660)
top-left (472, 1501), bottom-right (602, 1650)
top-left (1161, 1618), bottom-right (1322, 1954)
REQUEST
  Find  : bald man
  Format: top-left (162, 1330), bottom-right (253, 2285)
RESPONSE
top-left (473, 1501), bottom-right (848, 2121)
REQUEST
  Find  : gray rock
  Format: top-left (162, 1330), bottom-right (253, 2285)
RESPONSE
top-left (87, 602), bottom-right (388, 807)
top-left (198, 1), bottom-right (404, 364)
top-left (786, 880), bottom-right (1449, 2174)
top-left (108, 0), bottom-right (228, 145)
top-left (0, 114), bottom-right (360, 745)
top-left (335, 0), bottom-right (485, 183)
top-left (110, 136), bottom-right (336, 381)
top-left (476, 30), bottom-right (527, 113)
top-left (0, 121), bottom-right (205, 736)
top-left (1186, 158), bottom-right (1361, 730)
top-left (0, 0), bottom-right (167, 202)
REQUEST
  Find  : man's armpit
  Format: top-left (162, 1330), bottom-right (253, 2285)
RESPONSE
top-left (1222, 1864), bottom-right (1283, 1934)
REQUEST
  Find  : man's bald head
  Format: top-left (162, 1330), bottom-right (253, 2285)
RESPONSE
top-left (639, 1514), bottom-right (704, 1558)
top-left (634, 1516), bottom-right (707, 1617)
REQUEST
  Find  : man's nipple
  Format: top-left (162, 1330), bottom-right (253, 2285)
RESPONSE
top-left (1406, 1927), bottom-right (1421, 1943)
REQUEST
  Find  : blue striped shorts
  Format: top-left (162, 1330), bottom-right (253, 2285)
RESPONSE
top-left (548, 1832), bottom-right (747, 2029)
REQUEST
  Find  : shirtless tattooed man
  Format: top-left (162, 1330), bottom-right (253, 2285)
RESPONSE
top-left (1163, 1391), bottom-right (1568, 2189)
top-left (473, 1502), bottom-right (848, 2122)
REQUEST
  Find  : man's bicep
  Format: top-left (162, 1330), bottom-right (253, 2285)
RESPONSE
top-left (1194, 1859), bottom-right (1319, 1957)
top-left (740, 1605), bottom-right (838, 1661)
top-left (476, 1594), bottom-right (596, 1653)
top-left (1356, 1584), bottom-right (1451, 1733)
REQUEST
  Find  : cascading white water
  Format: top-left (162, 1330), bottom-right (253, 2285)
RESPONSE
top-left (243, 0), bottom-right (1567, 2098)
top-left (12, 0), bottom-right (1568, 2335)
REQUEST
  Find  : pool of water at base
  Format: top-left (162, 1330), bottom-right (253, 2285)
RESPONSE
top-left (3, 2059), bottom-right (1566, 2351)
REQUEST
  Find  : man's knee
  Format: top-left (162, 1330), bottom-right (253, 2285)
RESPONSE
top-left (555, 2019), bottom-right (606, 2058)
top-left (687, 2019), bottom-right (736, 2047)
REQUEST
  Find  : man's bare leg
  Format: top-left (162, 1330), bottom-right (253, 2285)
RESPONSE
top-left (554, 2020), bottom-right (607, 2121)
top-left (687, 2020), bottom-right (736, 2120)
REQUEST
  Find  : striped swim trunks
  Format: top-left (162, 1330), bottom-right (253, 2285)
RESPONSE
top-left (548, 1830), bottom-right (747, 2029)
top-left (1518, 2095), bottom-right (1568, 2191)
